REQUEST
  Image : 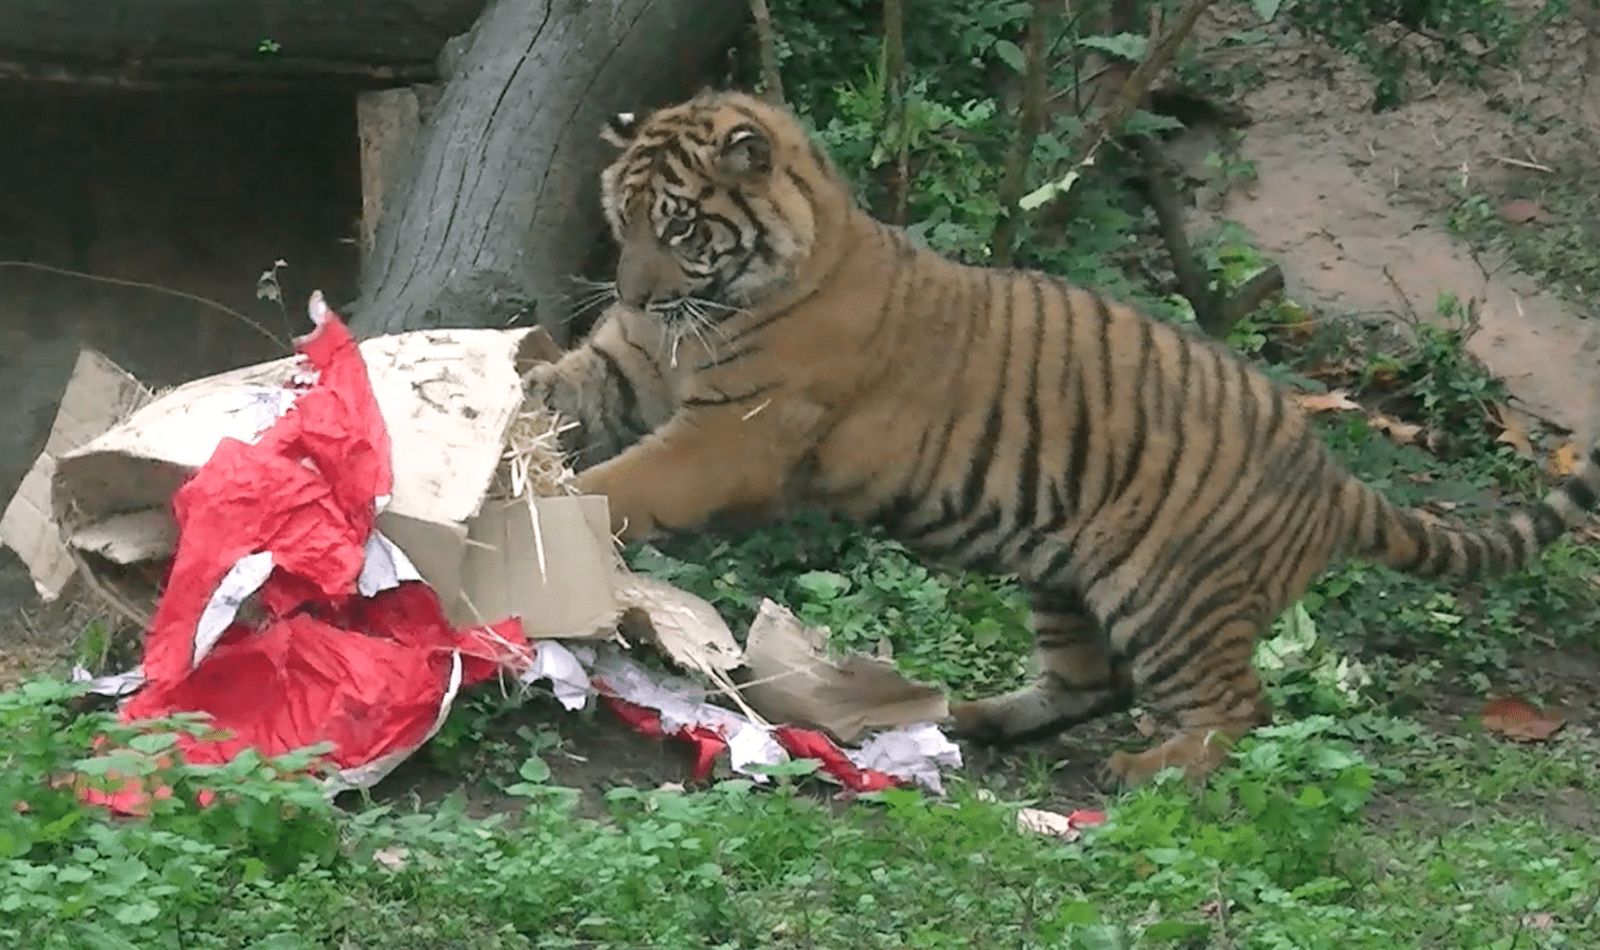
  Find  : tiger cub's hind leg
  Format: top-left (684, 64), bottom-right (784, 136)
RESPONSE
top-left (948, 588), bottom-right (1134, 746)
top-left (1103, 615), bottom-right (1272, 786)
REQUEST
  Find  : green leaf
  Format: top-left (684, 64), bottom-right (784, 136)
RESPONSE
top-left (67, 923), bottom-right (141, 950)
top-left (519, 754), bottom-right (552, 784)
top-left (1144, 919), bottom-right (1212, 942)
top-left (1252, 0), bottom-right (1285, 20)
top-left (1297, 785), bottom-right (1329, 808)
top-left (127, 732), bottom-right (179, 756)
top-left (795, 571), bottom-right (851, 600)
top-left (1054, 900), bottom-right (1102, 926)
top-left (993, 39), bottom-right (1026, 73)
top-left (113, 901), bottom-right (162, 926)
top-left (1079, 33), bottom-right (1147, 62)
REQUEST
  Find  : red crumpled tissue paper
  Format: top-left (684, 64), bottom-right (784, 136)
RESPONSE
top-left (77, 294), bottom-right (529, 815)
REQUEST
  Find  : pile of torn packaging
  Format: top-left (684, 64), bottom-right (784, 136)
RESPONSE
top-left (0, 292), bottom-right (961, 813)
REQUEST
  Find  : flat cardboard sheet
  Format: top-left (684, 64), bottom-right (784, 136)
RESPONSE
top-left (456, 495), bottom-right (618, 637)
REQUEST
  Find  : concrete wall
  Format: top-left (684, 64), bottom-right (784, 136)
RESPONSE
top-left (0, 85), bottom-right (363, 612)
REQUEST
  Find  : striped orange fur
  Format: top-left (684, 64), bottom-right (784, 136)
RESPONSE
top-left (523, 90), bottom-right (1600, 785)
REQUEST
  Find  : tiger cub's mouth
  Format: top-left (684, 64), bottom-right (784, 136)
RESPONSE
top-left (643, 293), bottom-right (745, 328)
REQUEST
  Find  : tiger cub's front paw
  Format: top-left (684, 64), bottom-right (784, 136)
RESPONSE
top-left (520, 360), bottom-right (560, 400)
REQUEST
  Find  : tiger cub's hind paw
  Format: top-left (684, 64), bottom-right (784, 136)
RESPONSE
top-left (945, 698), bottom-right (1015, 747)
top-left (1101, 726), bottom-right (1248, 788)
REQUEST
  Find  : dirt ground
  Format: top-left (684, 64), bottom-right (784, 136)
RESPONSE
top-left (1177, 2), bottom-right (1600, 433)
top-left (6, 10), bottom-right (1600, 814)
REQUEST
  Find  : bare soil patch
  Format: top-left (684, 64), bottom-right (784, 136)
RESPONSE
top-left (1178, 3), bottom-right (1600, 432)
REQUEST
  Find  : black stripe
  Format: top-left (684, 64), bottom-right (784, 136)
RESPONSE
top-left (1015, 275), bottom-right (1046, 537)
top-left (593, 346), bottom-right (640, 427)
top-left (1107, 346), bottom-right (1224, 626)
top-left (696, 343), bottom-right (763, 370)
top-left (1085, 293), bottom-right (1119, 517)
top-left (955, 272), bottom-right (1011, 521)
top-left (1107, 318), bottom-right (1156, 504)
top-left (1096, 336), bottom-right (1196, 621)
top-left (1566, 478), bottom-right (1598, 511)
top-left (785, 168), bottom-right (815, 201)
top-left (723, 299), bottom-right (811, 343)
top-left (681, 382), bottom-right (777, 409)
top-left (1136, 597), bottom-right (1258, 701)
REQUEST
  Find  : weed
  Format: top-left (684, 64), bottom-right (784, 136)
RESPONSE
top-left (1446, 174), bottom-right (1600, 313)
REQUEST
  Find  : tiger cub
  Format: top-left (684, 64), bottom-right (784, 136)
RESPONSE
top-left (523, 89), bottom-right (1600, 785)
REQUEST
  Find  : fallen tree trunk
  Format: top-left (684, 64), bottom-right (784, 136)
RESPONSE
top-left (0, 0), bottom-right (487, 83)
top-left (347, 0), bottom-right (748, 345)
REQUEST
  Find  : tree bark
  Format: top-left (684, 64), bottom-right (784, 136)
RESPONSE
top-left (0, 0), bottom-right (487, 83)
top-left (346, 0), bottom-right (748, 345)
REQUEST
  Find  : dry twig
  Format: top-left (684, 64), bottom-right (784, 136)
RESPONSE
top-left (1491, 154), bottom-right (1553, 173)
top-left (0, 259), bottom-right (288, 350)
top-left (1136, 137), bottom-right (1283, 338)
top-left (1031, 0), bottom-right (1221, 218)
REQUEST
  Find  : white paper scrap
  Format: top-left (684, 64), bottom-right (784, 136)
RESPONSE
top-left (846, 722), bottom-right (964, 795)
top-left (70, 666), bottom-right (146, 697)
top-left (589, 646), bottom-right (787, 779)
top-left (357, 531), bottom-right (424, 597)
top-left (522, 640), bottom-right (593, 711)
top-left (194, 551), bottom-right (275, 668)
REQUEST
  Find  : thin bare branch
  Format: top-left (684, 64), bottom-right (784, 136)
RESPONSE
top-left (1035, 0), bottom-right (1220, 219)
top-left (0, 260), bottom-right (289, 350)
top-left (748, 0), bottom-right (785, 104)
top-left (883, 0), bottom-right (909, 224)
top-left (991, 0), bottom-right (1056, 266)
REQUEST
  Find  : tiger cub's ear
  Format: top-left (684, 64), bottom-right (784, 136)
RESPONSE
top-left (719, 123), bottom-right (772, 177)
top-left (601, 111), bottom-right (641, 147)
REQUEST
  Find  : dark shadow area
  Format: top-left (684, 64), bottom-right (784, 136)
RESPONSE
top-left (0, 84), bottom-right (364, 615)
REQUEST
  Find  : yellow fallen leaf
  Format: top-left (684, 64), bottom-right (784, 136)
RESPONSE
top-left (1368, 413), bottom-right (1424, 445)
top-left (1491, 404), bottom-right (1534, 455)
top-left (1293, 389), bottom-right (1361, 414)
top-left (1548, 441), bottom-right (1577, 479)
top-left (1480, 695), bottom-right (1566, 742)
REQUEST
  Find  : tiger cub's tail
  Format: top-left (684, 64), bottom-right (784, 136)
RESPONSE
top-left (1354, 350), bottom-right (1600, 580)
top-left (1351, 442), bottom-right (1600, 580)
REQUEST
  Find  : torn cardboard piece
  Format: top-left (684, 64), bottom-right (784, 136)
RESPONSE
top-left (67, 509), bottom-right (176, 565)
top-left (614, 573), bottom-right (744, 677)
top-left (0, 349), bottom-right (150, 600)
top-left (738, 598), bottom-right (950, 744)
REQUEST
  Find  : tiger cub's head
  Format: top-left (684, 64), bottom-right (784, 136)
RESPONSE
top-left (596, 90), bottom-right (841, 325)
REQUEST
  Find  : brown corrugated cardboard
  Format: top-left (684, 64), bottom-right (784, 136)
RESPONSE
top-left (0, 349), bottom-right (151, 600)
top-left (738, 599), bottom-right (950, 744)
